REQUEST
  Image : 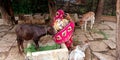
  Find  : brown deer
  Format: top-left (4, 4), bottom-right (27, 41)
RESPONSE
top-left (79, 11), bottom-right (95, 31)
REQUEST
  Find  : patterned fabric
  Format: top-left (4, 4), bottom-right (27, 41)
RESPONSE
top-left (52, 9), bottom-right (65, 25)
top-left (54, 9), bottom-right (64, 20)
top-left (65, 37), bottom-right (73, 48)
top-left (53, 9), bottom-right (75, 48)
top-left (53, 21), bottom-right (75, 48)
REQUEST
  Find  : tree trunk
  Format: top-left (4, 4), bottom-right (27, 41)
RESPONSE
top-left (48, 0), bottom-right (56, 25)
top-left (0, 0), bottom-right (17, 25)
top-left (0, 7), bottom-right (9, 25)
top-left (95, 0), bottom-right (104, 21)
top-left (116, 0), bottom-right (120, 60)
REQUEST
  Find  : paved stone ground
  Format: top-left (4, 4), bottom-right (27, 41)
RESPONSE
top-left (73, 21), bottom-right (116, 60)
top-left (0, 21), bottom-right (116, 60)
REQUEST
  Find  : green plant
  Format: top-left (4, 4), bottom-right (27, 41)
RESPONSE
top-left (24, 43), bottom-right (37, 53)
top-left (92, 29), bottom-right (109, 40)
top-left (39, 44), bottom-right (60, 51)
top-left (24, 43), bottom-right (61, 53)
top-left (98, 30), bottom-right (109, 40)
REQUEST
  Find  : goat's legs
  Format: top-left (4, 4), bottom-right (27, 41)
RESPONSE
top-left (21, 40), bottom-right (24, 52)
top-left (17, 36), bottom-right (24, 53)
top-left (81, 24), bottom-right (84, 30)
top-left (33, 38), bottom-right (39, 50)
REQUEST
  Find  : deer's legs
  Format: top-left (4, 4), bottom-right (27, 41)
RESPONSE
top-left (84, 21), bottom-right (87, 31)
top-left (90, 18), bottom-right (95, 29)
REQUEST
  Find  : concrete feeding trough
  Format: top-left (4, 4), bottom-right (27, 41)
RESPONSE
top-left (26, 43), bottom-right (68, 60)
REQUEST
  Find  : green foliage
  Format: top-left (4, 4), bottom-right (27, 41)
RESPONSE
top-left (98, 30), bottom-right (109, 40)
top-left (79, 8), bottom-right (87, 14)
top-left (24, 44), bottom-right (37, 53)
top-left (92, 29), bottom-right (109, 40)
top-left (24, 43), bottom-right (61, 53)
top-left (12, 0), bottom-right (49, 14)
top-left (39, 44), bottom-right (61, 51)
top-left (78, 0), bottom-right (116, 16)
top-left (103, 0), bottom-right (116, 16)
top-left (11, 0), bottom-right (116, 16)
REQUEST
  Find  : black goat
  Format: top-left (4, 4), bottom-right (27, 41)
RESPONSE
top-left (15, 24), bottom-right (55, 53)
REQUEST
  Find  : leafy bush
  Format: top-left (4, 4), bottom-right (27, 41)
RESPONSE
top-left (12, 0), bottom-right (49, 14)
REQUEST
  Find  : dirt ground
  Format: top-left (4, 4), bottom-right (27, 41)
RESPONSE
top-left (0, 19), bottom-right (116, 60)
